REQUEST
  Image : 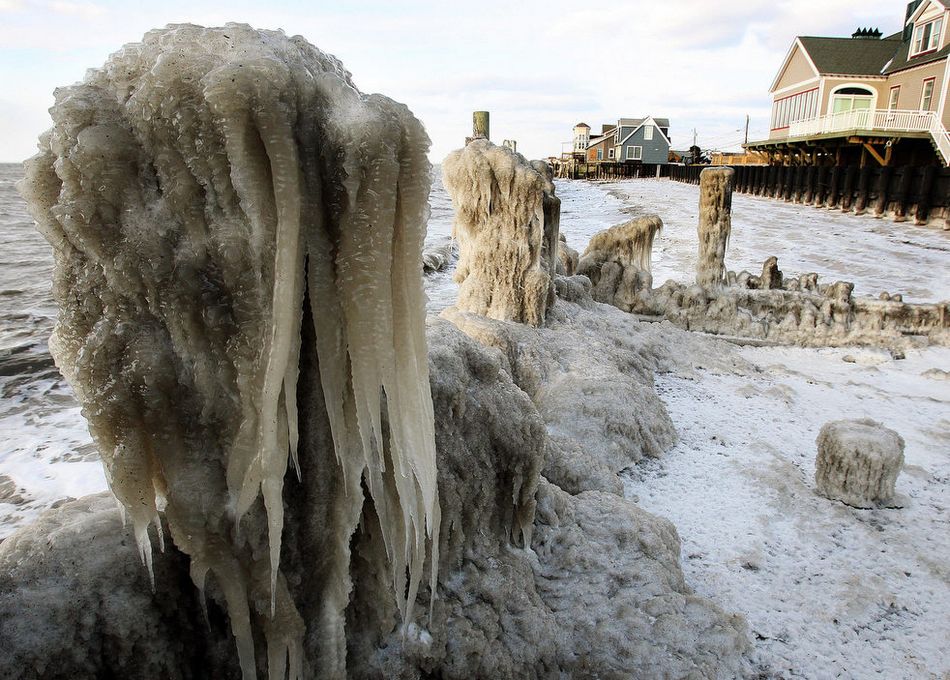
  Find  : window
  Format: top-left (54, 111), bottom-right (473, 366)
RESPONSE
top-left (770, 87), bottom-right (819, 130)
top-left (597, 149), bottom-right (603, 160)
top-left (627, 146), bottom-right (642, 160)
top-left (831, 86), bottom-right (874, 115)
top-left (921, 78), bottom-right (936, 110)
top-left (888, 86), bottom-right (901, 110)
top-left (912, 17), bottom-right (943, 56)
top-left (644, 125), bottom-right (653, 141)
top-left (608, 148), bottom-right (615, 159)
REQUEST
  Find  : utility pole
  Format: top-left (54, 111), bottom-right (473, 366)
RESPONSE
top-left (744, 115), bottom-right (750, 146)
top-left (692, 128), bottom-right (697, 146)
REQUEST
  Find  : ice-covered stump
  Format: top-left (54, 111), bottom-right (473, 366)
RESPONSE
top-left (815, 419), bottom-right (905, 508)
top-left (442, 139), bottom-right (552, 326)
top-left (696, 167), bottom-right (734, 288)
top-left (577, 215), bottom-right (663, 312)
top-left (18, 24), bottom-right (439, 679)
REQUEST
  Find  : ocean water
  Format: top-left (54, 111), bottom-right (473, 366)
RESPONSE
top-left (1, 161), bottom-right (947, 537)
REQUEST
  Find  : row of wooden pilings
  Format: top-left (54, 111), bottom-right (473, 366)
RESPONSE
top-left (666, 163), bottom-right (948, 224)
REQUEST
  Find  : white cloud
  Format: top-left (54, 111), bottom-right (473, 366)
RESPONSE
top-left (46, 1), bottom-right (105, 17)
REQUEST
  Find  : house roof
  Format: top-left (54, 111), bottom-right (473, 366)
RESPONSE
top-left (617, 117), bottom-right (670, 129)
top-left (798, 33), bottom-right (902, 76)
top-left (619, 116), bottom-right (672, 146)
top-left (883, 35), bottom-right (950, 74)
top-left (574, 122), bottom-right (591, 128)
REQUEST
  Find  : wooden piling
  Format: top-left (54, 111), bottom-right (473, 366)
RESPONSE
top-left (873, 166), bottom-right (893, 216)
top-left (893, 166), bottom-right (914, 222)
top-left (914, 165), bottom-right (937, 224)
top-left (840, 165), bottom-right (857, 212)
top-left (827, 166), bottom-right (842, 208)
top-left (854, 166), bottom-right (872, 214)
top-left (803, 165), bottom-right (816, 204)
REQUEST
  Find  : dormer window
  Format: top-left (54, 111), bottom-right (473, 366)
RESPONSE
top-left (911, 17), bottom-right (943, 56)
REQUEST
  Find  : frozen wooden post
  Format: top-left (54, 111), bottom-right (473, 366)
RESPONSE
top-left (696, 167), bottom-right (734, 288)
top-left (473, 110), bottom-right (490, 139)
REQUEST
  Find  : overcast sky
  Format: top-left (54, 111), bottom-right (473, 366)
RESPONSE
top-left (0, 0), bottom-right (901, 162)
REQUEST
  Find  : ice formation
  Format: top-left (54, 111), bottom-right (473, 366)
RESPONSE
top-left (815, 419), bottom-right (905, 508)
top-left (635, 258), bottom-right (950, 348)
top-left (696, 167), bottom-right (734, 288)
top-left (442, 140), bottom-right (552, 326)
top-left (531, 160), bottom-right (562, 308)
top-left (0, 296), bottom-right (751, 679)
top-left (18, 24), bottom-right (439, 678)
top-left (556, 233), bottom-right (579, 276)
top-left (577, 215), bottom-right (664, 312)
top-left (422, 236), bottom-right (457, 274)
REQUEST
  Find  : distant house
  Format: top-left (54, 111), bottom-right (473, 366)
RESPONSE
top-left (586, 126), bottom-right (617, 161)
top-left (580, 117), bottom-right (671, 164)
top-left (571, 122), bottom-right (591, 155)
top-left (609, 117), bottom-right (671, 164)
top-left (747, 0), bottom-right (950, 166)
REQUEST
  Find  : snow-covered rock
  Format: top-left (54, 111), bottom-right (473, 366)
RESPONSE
top-left (815, 418), bottom-right (905, 508)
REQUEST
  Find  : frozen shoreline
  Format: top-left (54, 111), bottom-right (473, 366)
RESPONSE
top-left (627, 343), bottom-right (950, 679)
top-left (563, 178), bottom-right (950, 303)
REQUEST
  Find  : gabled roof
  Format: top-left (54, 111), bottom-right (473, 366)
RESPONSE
top-left (907, 0), bottom-right (949, 26)
top-left (574, 122), bottom-right (591, 128)
top-left (798, 32), bottom-right (902, 76)
top-left (618, 116), bottom-right (672, 146)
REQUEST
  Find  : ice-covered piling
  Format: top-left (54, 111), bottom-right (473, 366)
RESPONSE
top-left (442, 139), bottom-right (553, 326)
top-left (696, 167), bottom-right (734, 288)
top-left (19, 24), bottom-right (439, 679)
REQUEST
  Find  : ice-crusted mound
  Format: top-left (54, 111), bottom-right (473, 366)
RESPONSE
top-left (17, 24), bottom-right (439, 678)
top-left (577, 215), bottom-right (663, 312)
top-left (0, 320), bottom-right (749, 679)
top-left (442, 140), bottom-right (553, 326)
top-left (443, 288), bottom-right (679, 496)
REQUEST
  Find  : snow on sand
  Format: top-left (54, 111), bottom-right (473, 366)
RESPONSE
top-left (626, 342), bottom-right (949, 679)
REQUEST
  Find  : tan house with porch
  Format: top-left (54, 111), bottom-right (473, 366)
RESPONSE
top-left (748, 0), bottom-right (950, 166)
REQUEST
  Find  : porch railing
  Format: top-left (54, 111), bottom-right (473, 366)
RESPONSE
top-left (781, 109), bottom-right (950, 165)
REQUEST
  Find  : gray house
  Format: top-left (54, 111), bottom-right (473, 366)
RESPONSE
top-left (611, 116), bottom-right (671, 164)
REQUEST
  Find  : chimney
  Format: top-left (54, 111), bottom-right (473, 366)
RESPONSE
top-left (851, 27), bottom-right (882, 39)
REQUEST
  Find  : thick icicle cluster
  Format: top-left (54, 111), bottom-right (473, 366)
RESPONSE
top-left (442, 140), bottom-right (552, 326)
top-left (696, 167), bottom-right (734, 288)
top-left (19, 23), bottom-right (439, 679)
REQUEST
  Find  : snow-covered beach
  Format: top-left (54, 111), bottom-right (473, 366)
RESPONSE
top-left (2, 163), bottom-right (948, 676)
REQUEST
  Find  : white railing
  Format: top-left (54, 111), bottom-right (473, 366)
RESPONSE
top-left (782, 108), bottom-right (950, 164)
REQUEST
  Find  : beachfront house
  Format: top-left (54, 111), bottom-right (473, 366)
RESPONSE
top-left (610, 117), bottom-right (671, 164)
top-left (586, 125), bottom-right (617, 161)
top-left (747, 0), bottom-right (950, 166)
